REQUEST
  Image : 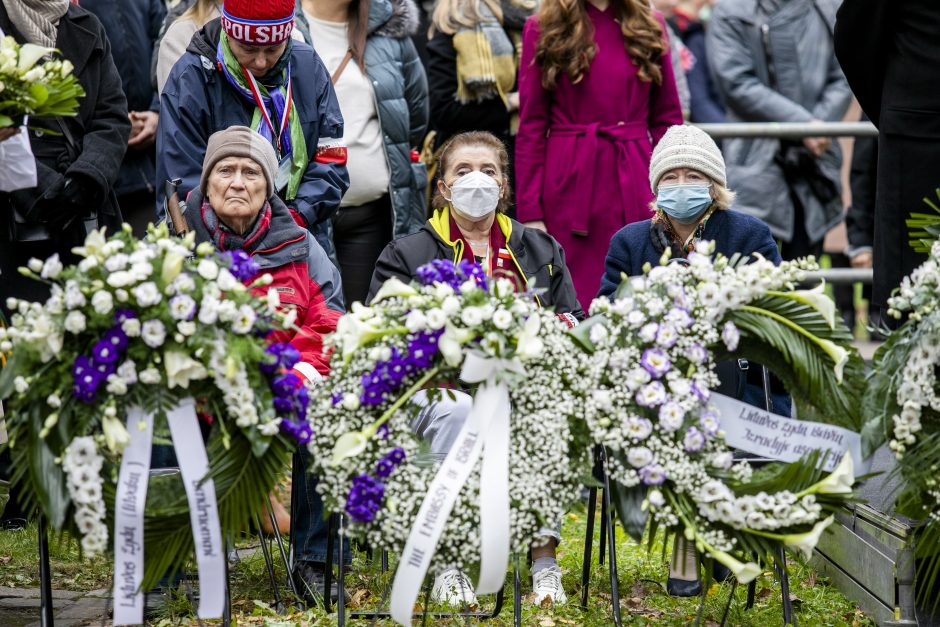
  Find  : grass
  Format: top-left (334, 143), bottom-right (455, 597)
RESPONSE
top-left (0, 480), bottom-right (873, 626)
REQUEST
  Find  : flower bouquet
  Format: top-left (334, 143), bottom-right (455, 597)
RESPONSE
top-left (308, 260), bottom-right (590, 586)
top-left (0, 36), bottom-right (85, 127)
top-left (0, 224), bottom-right (308, 587)
top-left (572, 244), bottom-right (865, 580)
top-left (864, 239), bottom-right (940, 607)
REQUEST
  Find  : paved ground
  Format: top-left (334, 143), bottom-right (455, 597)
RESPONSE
top-left (0, 586), bottom-right (111, 627)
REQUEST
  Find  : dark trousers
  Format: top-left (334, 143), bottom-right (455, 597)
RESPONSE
top-left (118, 189), bottom-right (158, 238)
top-left (778, 194), bottom-right (824, 261)
top-left (332, 195), bottom-right (393, 307)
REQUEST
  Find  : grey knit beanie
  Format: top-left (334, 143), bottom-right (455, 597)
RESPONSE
top-left (648, 125), bottom-right (726, 191)
top-left (200, 126), bottom-right (278, 197)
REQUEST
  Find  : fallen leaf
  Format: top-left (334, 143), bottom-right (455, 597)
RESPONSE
top-left (348, 588), bottom-right (369, 608)
top-left (630, 582), bottom-right (650, 598)
top-left (757, 587), bottom-right (774, 600)
top-left (0, 556), bottom-right (10, 564)
top-left (539, 595), bottom-right (553, 609)
top-left (622, 597), bottom-right (645, 610)
top-left (538, 618), bottom-right (555, 626)
top-left (802, 571), bottom-right (817, 587)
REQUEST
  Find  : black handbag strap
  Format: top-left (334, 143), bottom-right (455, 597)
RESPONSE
top-left (54, 117), bottom-right (80, 163)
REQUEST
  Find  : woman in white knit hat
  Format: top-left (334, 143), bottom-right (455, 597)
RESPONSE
top-left (598, 124), bottom-right (781, 294)
top-left (597, 124), bottom-right (787, 596)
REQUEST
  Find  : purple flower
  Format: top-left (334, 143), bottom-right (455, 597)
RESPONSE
top-left (685, 343), bottom-right (708, 365)
top-left (331, 391), bottom-right (344, 405)
top-left (280, 419), bottom-right (312, 444)
top-left (273, 396), bottom-right (295, 414)
top-left (92, 338), bottom-right (120, 364)
top-left (377, 423), bottom-right (390, 439)
top-left (406, 330), bottom-right (441, 369)
top-left (73, 355), bottom-right (93, 380)
top-left (639, 464), bottom-right (667, 486)
top-left (692, 381), bottom-right (710, 403)
top-left (345, 474), bottom-right (385, 523)
top-left (388, 447), bottom-right (406, 464)
top-left (684, 427), bottom-right (706, 453)
top-left (375, 458), bottom-right (394, 478)
top-left (699, 411), bottom-right (720, 436)
top-left (640, 348), bottom-right (671, 379)
top-left (722, 321), bottom-right (740, 352)
top-left (271, 372), bottom-right (300, 397)
top-left (114, 309), bottom-right (137, 324)
top-left (93, 360), bottom-right (118, 378)
top-left (260, 343), bottom-right (301, 374)
top-left (222, 249), bottom-right (260, 282)
top-left (72, 356), bottom-right (102, 403)
top-left (456, 260), bottom-right (488, 290)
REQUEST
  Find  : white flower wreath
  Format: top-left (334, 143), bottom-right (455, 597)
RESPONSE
top-left (307, 260), bottom-right (591, 575)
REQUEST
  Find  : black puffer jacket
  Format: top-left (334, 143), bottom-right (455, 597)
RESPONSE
top-left (0, 4), bottom-right (130, 230)
top-left (367, 206), bottom-right (584, 318)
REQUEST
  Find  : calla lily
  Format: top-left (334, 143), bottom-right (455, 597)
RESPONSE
top-left (816, 338), bottom-right (849, 383)
top-left (371, 277), bottom-right (418, 303)
top-left (708, 548), bottom-right (762, 584)
top-left (801, 454), bottom-right (854, 496)
top-left (516, 313), bottom-right (544, 360)
top-left (331, 431), bottom-right (368, 466)
top-left (101, 414), bottom-right (131, 454)
top-left (786, 282), bottom-right (837, 329)
top-left (782, 515), bottom-right (834, 560)
top-left (164, 350), bottom-right (209, 389)
top-left (18, 43), bottom-right (55, 74)
top-left (161, 250), bottom-right (185, 284)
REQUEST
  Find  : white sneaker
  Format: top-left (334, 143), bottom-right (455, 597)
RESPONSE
top-left (431, 568), bottom-right (478, 607)
top-left (532, 565), bottom-right (567, 604)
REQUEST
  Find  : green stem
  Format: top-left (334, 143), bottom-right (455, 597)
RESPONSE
top-left (365, 366), bottom-right (440, 437)
top-left (737, 305), bottom-right (826, 349)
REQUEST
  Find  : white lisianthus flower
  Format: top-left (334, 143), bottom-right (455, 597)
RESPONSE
top-left (104, 253), bottom-right (129, 272)
top-left (64, 283), bottom-right (86, 309)
top-left (138, 367), bottom-right (162, 385)
top-left (216, 268), bottom-right (239, 291)
top-left (64, 310), bottom-right (87, 334)
top-left (106, 270), bottom-right (135, 288)
top-left (492, 309), bottom-right (513, 330)
top-left (258, 420), bottom-right (282, 436)
top-left (198, 259), bottom-right (219, 280)
top-left (122, 317), bottom-right (141, 337)
top-left (441, 295), bottom-right (461, 316)
top-left (627, 446), bottom-right (653, 468)
top-left (405, 309), bottom-right (427, 333)
top-left (116, 360), bottom-right (137, 384)
top-left (460, 306), bottom-right (483, 327)
top-left (231, 304), bottom-right (257, 334)
top-left (105, 374), bottom-right (128, 395)
top-left (164, 350), bottom-right (209, 389)
top-left (198, 297), bottom-right (220, 324)
top-left (177, 321), bottom-right (197, 336)
top-left (132, 282), bottom-right (161, 307)
top-left (13, 376), bottom-right (28, 394)
top-left (41, 254), bottom-right (63, 279)
top-left (216, 300), bottom-right (238, 322)
top-left (141, 320), bottom-right (166, 348)
top-left (426, 308), bottom-right (447, 330)
top-left (91, 290), bottom-right (113, 315)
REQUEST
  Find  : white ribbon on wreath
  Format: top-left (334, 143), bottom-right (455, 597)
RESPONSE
top-left (390, 352), bottom-right (524, 625)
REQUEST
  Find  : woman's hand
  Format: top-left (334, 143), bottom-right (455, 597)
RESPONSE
top-left (523, 220), bottom-right (548, 233)
top-left (506, 92), bottom-right (520, 113)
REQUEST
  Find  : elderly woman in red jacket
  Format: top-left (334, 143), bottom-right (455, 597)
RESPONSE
top-left (185, 125), bottom-right (346, 602)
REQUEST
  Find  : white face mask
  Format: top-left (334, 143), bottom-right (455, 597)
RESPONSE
top-left (446, 170), bottom-right (501, 220)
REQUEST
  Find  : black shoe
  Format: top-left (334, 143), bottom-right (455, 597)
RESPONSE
top-left (0, 517), bottom-right (27, 531)
top-left (292, 561), bottom-right (347, 606)
top-left (666, 577), bottom-right (702, 597)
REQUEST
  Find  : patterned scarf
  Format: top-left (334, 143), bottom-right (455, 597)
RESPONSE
top-left (452, 0), bottom-right (523, 105)
top-left (216, 32), bottom-right (308, 201)
top-left (1, 0), bottom-right (69, 46)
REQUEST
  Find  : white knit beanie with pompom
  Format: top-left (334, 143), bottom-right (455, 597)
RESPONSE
top-left (648, 124), bottom-right (726, 191)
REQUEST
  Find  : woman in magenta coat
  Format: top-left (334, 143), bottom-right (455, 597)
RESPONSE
top-left (514, 0), bottom-right (683, 307)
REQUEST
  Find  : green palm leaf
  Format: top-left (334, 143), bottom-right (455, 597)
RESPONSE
top-left (906, 188), bottom-right (940, 254)
top-left (720, 294), bottom-right (865, 431)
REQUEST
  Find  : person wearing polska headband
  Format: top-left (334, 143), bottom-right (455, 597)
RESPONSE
top-left (366, 131), bottom-right (582, 607)
top-left (598, 124), bottom-right (787, 597)
top-left (156, 0), bottom-right (351, 261)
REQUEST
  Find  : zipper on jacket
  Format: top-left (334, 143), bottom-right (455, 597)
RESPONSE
top-left (368, 81), bottom-right (398, 234)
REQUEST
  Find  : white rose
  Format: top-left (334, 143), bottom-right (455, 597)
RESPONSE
top-left (91, 291), bottom-right (113, 315)
top-left (64, 311), bottom-right (86, 334)
top-left (197, 259), bottom-right (219, 280)
top-left (425, 308), bottom-right (447, 330)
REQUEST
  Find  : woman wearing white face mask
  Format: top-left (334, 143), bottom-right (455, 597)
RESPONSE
top-left (368, 131), bottom-right (582, 318)
top-left (366, 131), bottom-right (582, 607)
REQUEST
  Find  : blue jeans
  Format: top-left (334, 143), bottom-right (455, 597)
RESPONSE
top-left (293, 446), bottom-right (350, 565)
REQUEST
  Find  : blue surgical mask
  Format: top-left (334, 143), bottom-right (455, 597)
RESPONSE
top-left (656, 184), bottom-right (713, 224)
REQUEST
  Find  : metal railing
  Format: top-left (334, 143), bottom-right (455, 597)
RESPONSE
top-left (694, 121), bottom-right (878, 139)
top-left (692, 121), bottom-right (878, 285)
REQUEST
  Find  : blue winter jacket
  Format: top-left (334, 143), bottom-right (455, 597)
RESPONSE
top-left (598, 209), bottom-right (781, 297)
top-left (156, 19), bottom-right (350, 245)
top-left (294, 0), bottom-right (429, 238)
